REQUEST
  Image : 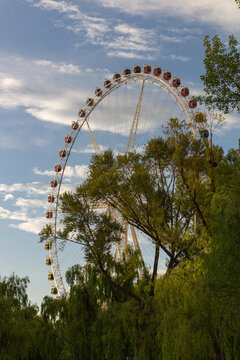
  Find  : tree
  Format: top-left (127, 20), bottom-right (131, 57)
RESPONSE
top-left (199, 35), bottom-right (240, 113)
top-left (0, 274), bottom-right (41, 360)
top-left (40, 117), bottom-right (228, 358)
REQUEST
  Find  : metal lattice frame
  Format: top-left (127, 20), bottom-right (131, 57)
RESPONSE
top-left (45, 71), bottom-right (197, 296)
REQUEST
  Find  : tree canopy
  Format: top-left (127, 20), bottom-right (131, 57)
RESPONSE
top-left (199, 34), bottom-right (240, 113)
top-left (37, 116), bottom-right (240, 359)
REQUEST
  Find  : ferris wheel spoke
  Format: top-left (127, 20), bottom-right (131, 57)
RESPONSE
top-left (130, 224), bottom-right (145, 269)
top-left (85, 120), bottom-right (102, 155)
top-left (114, 243), bottom-right (122, 261)
top-left (125, 80), bottom-right (145, 154)
top-left (121, 217), bottom-right (128, 254)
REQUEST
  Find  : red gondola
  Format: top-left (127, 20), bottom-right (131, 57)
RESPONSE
top-left (172, 78), bottom-right (181, 87)
top-left (71, 121), bottom-right (79, 130)
top-left (59, 149), bottom-right (66, 158)
top-left (189, 99), bottom-right (197, 109)
top-left (153, 66), bottom-right (161, 76)
top-left (163, 70), bottom-right (171, 81)
top-left (181, 87), bottom-right (189, 97)
top-left (143, 64), bottom-right (151, 74)
top-left (48, 194), bottom-right (55, 203)
top-left (65, 135), bottom-right (72, 144)
top-left (55, 164), bottom-right (62, 173)
top-left (46, 211), bottom-right (53, 219)
top-left (51, 179), bottom-right (58, 188)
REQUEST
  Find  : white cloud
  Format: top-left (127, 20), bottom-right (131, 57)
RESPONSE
top-left (0, 71), bottom-right (85, 124)
top-left (96, 0), bottom-right (240, 31)
top-left (15, 197), bottom-right (46, 209)
top-left (159, 34), bottom-right (183, 43)
top-left (72, 144), bottom-right (108, 154)
top-left (33, 165), bottom-right (88, 178)
top-left (26, 0), bottom-right (81, 15)
top-left (0, 55), bottom-right (111, 126)
top-left (0, 181), bottom-right (76, 197)
top-left (3, 194), bottom-right (14, 201)
top-left (10, 217), bottom-right (47, 234)
top-left (33, 168), bottom-right (55, 177)
top-left (114, 24), bottom-right (154, 45)
top-left (170, 54), bottom-right (191, 62)
top-left (0, 206), bottom-right (28, 221)
top-left (65, 165), bottom-right (88, 178)
top-left (26, 1), bottom-right (157, 59)
top-left (223, 113), bottom-right (240, 131)
top-left (0, 75), bottom-right (23, 89)
top-left (27, 0), bottom-right (110, 41)
top-left (0, 182), bottom-right (49, 195)
top-left (0, 206), bottom-right (11, 219)
top-left (34, 60), bottom-right (81, 74)
top-left (167, 26), bottom-right (202, 34)
top-left (104, 38), bottom-right (155, 52)
top-left (107, 51), bottom-right (154, 60)
top-left (159, 34), bottom-right (195, 43)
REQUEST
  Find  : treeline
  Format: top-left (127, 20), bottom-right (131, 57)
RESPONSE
top-left (2, 126), bottom-right (240, 360)
top-left (1, 183), bottom-right (240, 360)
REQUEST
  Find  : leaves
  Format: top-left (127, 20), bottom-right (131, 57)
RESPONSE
top-left (198, 35), bottom-right (240, 113)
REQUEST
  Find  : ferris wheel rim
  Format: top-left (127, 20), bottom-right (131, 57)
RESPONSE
top-left (45, 69), bottom-right (197, 297)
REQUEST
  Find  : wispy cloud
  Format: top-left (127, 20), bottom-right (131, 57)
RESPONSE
top-left (159, 34), bottom-right (195, 43)
top-left (27, 0), bottom-right (110, 41)
top-left (33, 165), bottom-right (88, 178)
top-left (107, 51), bottom-right (154, 60)
top-left (0, 73), bottom-right (23, 89)
top-left (0, 206), bottom-right (28, 221)
top-left (96, 0), bottom-right (240, 31)
top-left (0, 54), bottom-right (112, 126)
top-left (114, 24), bottom-right (154, 45)
top-left (34, 60), bottom-right (81, 74)
top-left (223, 113), bottom-right (240, 131)
top-left (10, 217), bottom-right (47, 234)
top-left (15, 197), bottom-right (46, 209)
top-left (0, 182), bottom-right (49, 195)
top-left (170, 54), bottom-right (191, 62)
top-left (0, 180), bottom-right (76, 234)
top-left (3, 194), bottom-right (14, 201)
top-left (72, 144), bottom-right (108, 154)
top-left (26, 1), bottom-right (158, 60)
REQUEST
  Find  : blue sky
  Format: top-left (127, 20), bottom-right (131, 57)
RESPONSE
top-left (0, 0), bottom-right (239, 305)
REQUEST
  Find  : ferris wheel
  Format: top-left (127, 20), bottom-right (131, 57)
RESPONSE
top-left (44, 64), bottom-right (202, 297)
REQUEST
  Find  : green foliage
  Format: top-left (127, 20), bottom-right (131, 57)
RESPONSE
top-left (8, 120), bottom-right (240, 359)
top-left (0, 274), bottom-right (40, 360)
top-left (199, 35), bottom-right (240, 113)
